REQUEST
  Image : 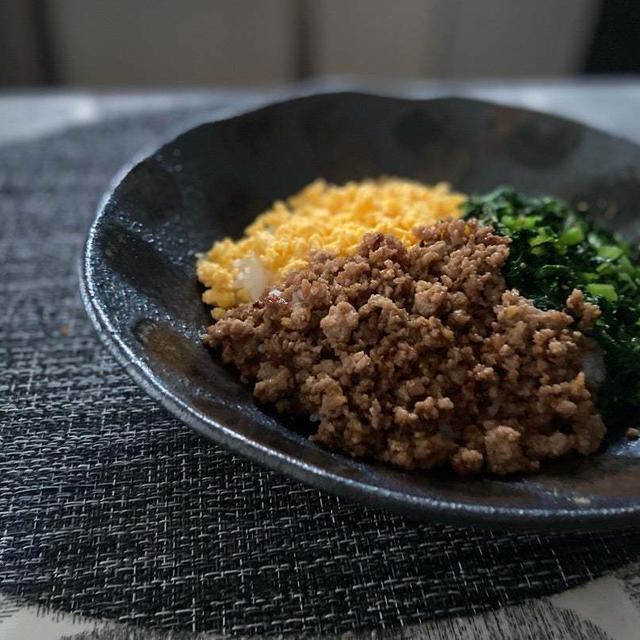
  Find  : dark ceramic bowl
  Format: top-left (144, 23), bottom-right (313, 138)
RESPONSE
top-left (81, 92), bottom-right (640, 530)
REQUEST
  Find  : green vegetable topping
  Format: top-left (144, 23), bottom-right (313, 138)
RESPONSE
top-left (559, 226), bottom-right (585, 246)
top-left (597, 245), bottom-right (624, 260)
top-left (586, 283), bottom-right (618, 302)
top-left (463, 186), bottom-right (640, 424)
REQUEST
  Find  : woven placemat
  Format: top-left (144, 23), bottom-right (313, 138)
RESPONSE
top-left (1, 103), bottom-right (640, 638)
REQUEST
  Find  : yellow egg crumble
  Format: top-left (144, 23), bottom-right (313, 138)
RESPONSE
top-left (197, 178), bottom-right (465, 318)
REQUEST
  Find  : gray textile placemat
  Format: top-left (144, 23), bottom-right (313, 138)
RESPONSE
top-left (1, 104), bottom-right (640, 638)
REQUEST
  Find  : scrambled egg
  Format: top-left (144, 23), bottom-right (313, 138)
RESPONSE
top-left (197, 178), bottom-right (465, 318)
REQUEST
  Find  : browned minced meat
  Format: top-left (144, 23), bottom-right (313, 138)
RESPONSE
top-left (566, 288), bottom-right (601, 330)
top-left (205, 219), bottom-right (606, 475)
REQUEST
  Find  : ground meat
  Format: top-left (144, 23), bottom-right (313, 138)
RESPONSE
top-left (566, 288), bottom-right (601, 330)
top-left (205, 219), bottom-right (606, 475)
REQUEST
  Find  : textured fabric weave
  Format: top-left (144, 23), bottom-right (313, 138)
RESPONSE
top-left (1, 106), bottom-right (640, 637)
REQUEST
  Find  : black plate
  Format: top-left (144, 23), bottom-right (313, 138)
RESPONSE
top-left (81, 92), bottom-right (640, 530)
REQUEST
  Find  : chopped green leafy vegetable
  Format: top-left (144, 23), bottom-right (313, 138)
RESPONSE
top-left (586, 283), bottom-right (618, 302)
top-left (463, 187), bottom-right (640, 424)
top-left (559, 226), bottom-right (585, 247)
top-left (597, 245), bottom-right (624, 260)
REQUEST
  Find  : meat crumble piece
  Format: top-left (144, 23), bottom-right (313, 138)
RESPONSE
top-left (205, 219), bottom-right (606, 475)
top-left (566, 288), bottom-right (601, 330)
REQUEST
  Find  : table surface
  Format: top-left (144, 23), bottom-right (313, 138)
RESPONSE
top-left (1, 78), bottom-right (640, 640)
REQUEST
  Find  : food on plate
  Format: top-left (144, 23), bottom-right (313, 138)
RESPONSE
top-left (197, 178), bottom-right (464, 317)
top-left (464, 187), bottom-right (640, 425)
top-left (205, 220), bottom-right (604, 475)
top-left (198, 179), bottom-right (640, 475)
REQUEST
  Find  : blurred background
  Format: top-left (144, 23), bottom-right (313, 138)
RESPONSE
top-left (1, 0), bottom-right (639, 88)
